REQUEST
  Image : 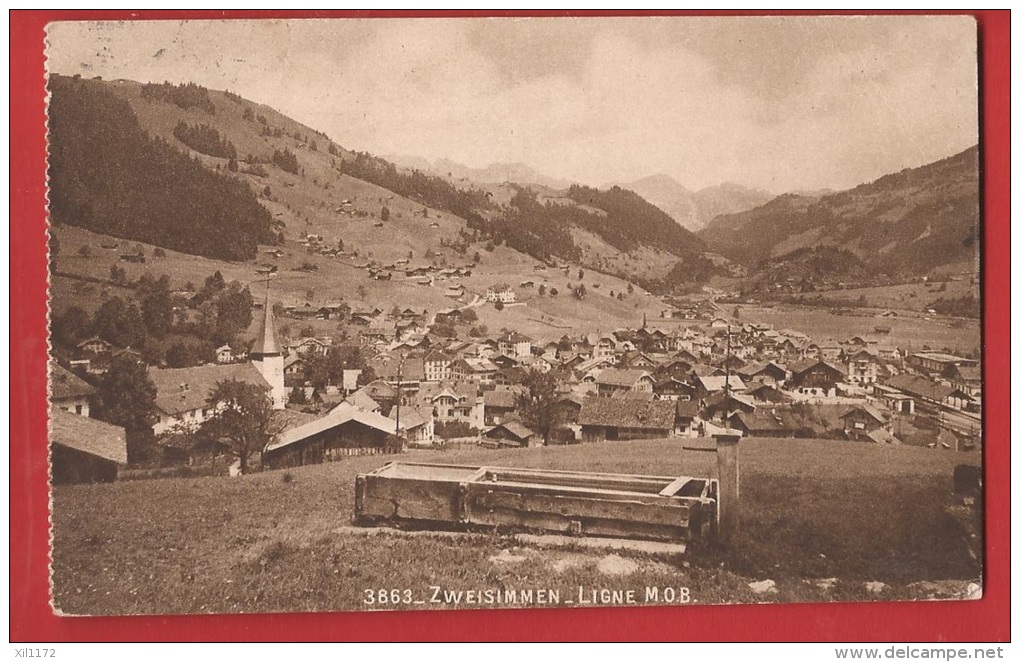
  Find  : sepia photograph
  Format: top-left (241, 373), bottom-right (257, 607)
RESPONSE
top-left (42, 14), bottom-right (984, 617)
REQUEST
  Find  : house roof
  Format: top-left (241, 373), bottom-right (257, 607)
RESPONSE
top-left (487, 421), bottom-right (536, 441)
top-left (884, 374), bottom-right (955, 401)
top-left (730, 410), bottom-right (798, 434)
top-left (842, 404), bottom-right (888, 424)
top-left (578, 398), bottom-right (675, 430)
top-left (484, 386), bottom-right (523, 409)
top-left (267, 401), bottom-right (396, 452)
top-left (50, 362), bottom-right (95, 402)
top-left (696, 375), bottom-right (747, 393)
top-left (345, 389), bottom-right (381, 412)
top-left (595, 368), bottom-right (652, 387)
top-left (788, 359), bottom-right (848, 377)
top-left (388, 406), bottom-right (430, 431)
top-left (675, 400), bottom-right (700, 418)
top-left (149, 363), bottom-right (270, 416)
top-left (50, 407), bottom-right (127, 464)
top-left (955, 366), bottom-right (982, 382)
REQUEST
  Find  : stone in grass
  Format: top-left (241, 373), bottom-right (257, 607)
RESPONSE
top-left (865, 581), bottom-right (888, 594)
top-left (815, 578), bottom-right (839, 591)
top-left (748, 579), bottom-right (777, 594)
top-left (596, 554), bottom-right (639, 576)
top-left (489, 549), bottom-right (528, 564)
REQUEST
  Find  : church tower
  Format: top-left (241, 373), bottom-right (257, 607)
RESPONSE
top-left (251, 292), bottom-right (286, 410)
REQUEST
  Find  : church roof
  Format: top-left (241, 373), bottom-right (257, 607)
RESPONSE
top-left (252, 294), bottom-right (282, 356)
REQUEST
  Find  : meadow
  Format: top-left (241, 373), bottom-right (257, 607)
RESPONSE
top-left (51, 437), bottom-right (980, 615)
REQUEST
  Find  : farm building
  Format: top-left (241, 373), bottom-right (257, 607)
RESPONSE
top-left (594, 368), bottom-right (654, 398)
top-left (737, 361), bottom-right (787, 386)
top-left (578, 397), bottom-right (677, 442)
top-left (389, 406), bottom-right (435, 446)
top-left (50, 408), bottom-right (127, 484)
top-left (262, 402), bottom-right (399, 469)
top-left (787, 360), bottom-right (847, 397)
top-left (50, 362), bottom-right (94, 417)
top-left (729, 410), bottom-right (800, 438)
top-left (841, 405), bottom-right (892, 442)
top-left (484, 421), bottom-right (539, 447)
top-left (702, 391), bottom-right (757, 422)
top-left (148, 363), bottom-right (273, 436)
top-left (483, 386), bottom-right (523, 426)
top-left (674, 400), bottom-right (701, 437)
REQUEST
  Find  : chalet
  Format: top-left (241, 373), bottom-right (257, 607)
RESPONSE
top-left (674, 400), bottom-right (701, 437)
top-left (578, 398), bottom-right (677, 442)
top-left (737, 361), bottom-right (787, 386)
top-left (483, 386), bottom-right (523, 426)
top-left (451, 357), bottom-right (498, 384)
top-left (283, 354), bottom-right (306, 384)
top-left (841, 405), bottom-right (892, 442)
top-left (484, 422), bottom-right (539, 447)
top-left (444, 284), bottom-right (466, 298)
top-left (50, 408), bottom-right (127, 484)
top-left (555, 393), bottom-right (585, 425)
top-left (702, 391), bottom-right (756, 422)
top-left (288, 337), bottom-right (331, 357)
top-left (616, 351), bottom-right (660, 370)
top-left (263, 402), bottom-right (399, 469)
top-left (589, 334), bottom-right (619, 360)
top-left (485, 286), bottom-right (516, 304)
top-left (50, 362), bottom-right (95, 417)
top-left (744, 382), bottom-right (789, 403)
top-left (595, 368), bottom-right (654, 397)
top-left (844, 350), bottom-right (888, 385)
top-left (77, 337), bottom-right (112, 356)
top-left (390, 406), bottom-right (435, 445)
top-left (216, 345), bottom-right (233, 364)
top-left (148, 363), bottom-right (272, 436)
top-left (729, 410), bottom-right (800, 438)
top-left (652, 377), bottom-right (696, 402)
top-left (421, 382), bottom-right (485, 430)
top-left (787, 360), bottom-right (846, 397)
top-left (693, 374), bottom-right (747, 400)
top-left (715, 355), bottom-right (747, 372)
top-left (359, 379), bottom-right (400, 410)
top-left (345, 389), bottom-right (382, 413)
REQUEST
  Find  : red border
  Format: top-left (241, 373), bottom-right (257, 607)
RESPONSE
top-left (10, 9), bottom-right (1009, 642)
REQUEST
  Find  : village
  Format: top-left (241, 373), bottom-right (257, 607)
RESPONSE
top-left (50, 274), bottom-right (983, 484)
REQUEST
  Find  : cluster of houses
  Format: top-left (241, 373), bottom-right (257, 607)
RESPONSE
top-left (50, 295), bottom-right (983, 480)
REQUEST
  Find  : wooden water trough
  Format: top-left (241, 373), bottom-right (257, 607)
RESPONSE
top-left (354, 462), bottom-right (719, 542)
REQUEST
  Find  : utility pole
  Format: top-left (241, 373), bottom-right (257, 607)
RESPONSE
top-left (715, 322), bottom-right (741, 546)
top-left (394, 352), bottom-right (406, 444)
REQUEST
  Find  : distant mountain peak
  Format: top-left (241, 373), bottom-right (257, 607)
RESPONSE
top-left (612, 175), bottom-right (772, 232)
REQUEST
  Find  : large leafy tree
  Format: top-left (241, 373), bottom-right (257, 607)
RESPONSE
top-left (200, 379), bottom-right (282, 474)
top-left (515, 368), bottom-right (561, 443)
top-left (92, 355), bottom-right (158, 464)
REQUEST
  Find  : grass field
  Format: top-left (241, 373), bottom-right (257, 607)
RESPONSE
top-left (735, 304), bottom-right (981, 357)
top-left (51, 438), bottom-right (980, 615)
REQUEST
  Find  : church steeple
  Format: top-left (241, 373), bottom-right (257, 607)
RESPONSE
top-left (251, 290), bottom-right (281, 357)
top-left (251, 286), bottom-right (285, 409)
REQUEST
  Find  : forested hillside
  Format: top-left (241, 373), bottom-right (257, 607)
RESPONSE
top-left (48, 75), bottom-right (277, 260)
top-left (699, 147), bottom-right (980, 280)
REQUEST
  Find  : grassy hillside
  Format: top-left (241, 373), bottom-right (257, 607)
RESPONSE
top-left (699, 147), bottom-right (980, 280)
top-left (51, 437), bottom-right (979, 614)
top-left (47, 76), bottom-right (679, 340)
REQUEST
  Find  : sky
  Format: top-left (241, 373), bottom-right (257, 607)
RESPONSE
top-left (46, 15), bottom-right (978, 194)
